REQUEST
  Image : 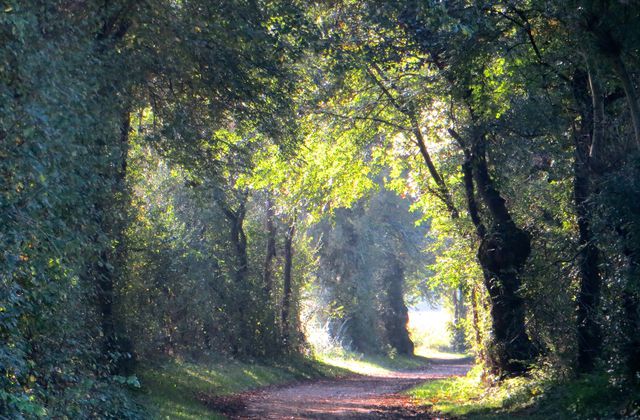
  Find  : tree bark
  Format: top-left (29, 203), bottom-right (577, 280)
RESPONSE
top-left (571, 68), bottom-right (603, 373)
top-left (458, 142), bottom-right (486, 238)
top-left (94, 111), bottom-right (133, 373)
top-left (281, 221), bottom-right (295, 348)
top-left (222, 198), bottom-right (248, 286)
top-left (220, 193), bottom-right (250, 354)
top-left (263, 197), bottom-right (277, 298)
top-left (452, 126), bottom-right (535, 375)
top-left (382, 257), bottom-right (414, 355)
top-left (451, 287), bottom-right (467, 352)
top-left (573, 155), bottom-right (602, 373)
top-left (470, 133), bottom-right (537, 376)
top-left (366, 64), bottom-right (459, 219)
top-left (260, 197), bottom-right (279, 354)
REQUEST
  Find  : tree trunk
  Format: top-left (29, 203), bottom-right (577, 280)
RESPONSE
top-left (400, 4), bottom-right (537, 376)
top-left (259, 197), bottom-right (279, 354)
top-left (571, 68), bottom-right (603, 373)
top-left (281, 221), bottom-right (295, 348)
top-left (452, 288), bottom-right (458, 319)
top-left (382, 257), bottom-right (414, 355)
top-left (451, 287), bottom-right (467, 352)
top-left (573, 156), bottom-right (602, 373)
top-left (410, 116), bottom-right (459, 219)
top-left (221, 194), bottom-right (250, 355)
top-left (95, 111), bottom-right (133, 373)
top-left (228, 202), bottom-right (248, 286)
top-left (470, 133), bottom-right (537, 376)
top-left (263, 197), bottom-right (277, 298)
top-left (456, 128), bottom-right (535, 375)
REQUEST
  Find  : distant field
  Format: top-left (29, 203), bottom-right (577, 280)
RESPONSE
top-left (408, 306), bottom-right (453, 353)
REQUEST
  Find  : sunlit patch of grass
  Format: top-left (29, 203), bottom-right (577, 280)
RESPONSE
top-left (136, 355), bottom-right (348, 419)
top-left (409, 364), bottom-right (576, 419)
top-left (408, 365), bottom-right (504, 417)
top-left (317, 349), bottom-right (431, 376)
top-left (408, 306), bottom-right (475, 361)
top-left (309, 305), bottom-right (468, 377)
top-left (408, 307), bottom-right (453, 353)
top-left (408, 365), bottom-right (640, 419)
top-left (415, 347), bottom-right (471, 360)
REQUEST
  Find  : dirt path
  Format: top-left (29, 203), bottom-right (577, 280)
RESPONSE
top-left (219, 357), bottom-right (471, 419)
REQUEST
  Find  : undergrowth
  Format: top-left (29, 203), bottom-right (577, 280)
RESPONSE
top-left (134, 349), bottom-right (441, 419)
top-left (135, 354), bottom-right (348, 419)
top-left (408, 364), bottom-right (640, 419)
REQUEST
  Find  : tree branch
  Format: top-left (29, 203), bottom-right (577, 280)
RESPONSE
top-left (316, 109), bottom-right (408, 132)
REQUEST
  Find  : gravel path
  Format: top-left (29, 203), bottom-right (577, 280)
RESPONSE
top-left (223, 357), bottom-right (472, 419)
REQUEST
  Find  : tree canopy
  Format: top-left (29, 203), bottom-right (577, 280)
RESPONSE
top-left (2, 0), bottom-right (640, 417)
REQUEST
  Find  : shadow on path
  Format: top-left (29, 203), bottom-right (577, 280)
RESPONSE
top-left (211, 357), bottom-right (472, 419)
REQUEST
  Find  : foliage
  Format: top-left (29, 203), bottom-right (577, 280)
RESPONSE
top-left (307, 183), bottom-right (431, 355)
top-left (4, 0), bottom-right (640, 416)
top-left (137, 355), bottom-right (347, 419)
top-left (1, 0), bottom-right (311, 416)
top-left (409, 366), bottom-right (640, 419)
top-left (0, 2), bottom-right (140, 417)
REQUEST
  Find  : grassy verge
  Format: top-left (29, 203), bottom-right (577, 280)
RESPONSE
top-left (135, 349), bottom-right (440, 419)
top-left (408, 365), bottom-right (640, 419)
top-left (135, 355), bottom-right (348, 419)
top-left (317, 350), bottom-right (432, 376)
top-left (416, 347), bottom-right (473, 360)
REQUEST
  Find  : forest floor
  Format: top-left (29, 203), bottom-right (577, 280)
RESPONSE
top-left (138, 350), bottom-right (640, 419)
top-left (215, 355), bottom-right (472, 419)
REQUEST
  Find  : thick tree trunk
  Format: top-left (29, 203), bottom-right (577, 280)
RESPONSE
top-left (571, 68), bottom-right (603, 373)
top-left (400, 4), bottom-right (538, 376)
top-left (573, 161), bottom-right (602, 373)
top-left (259, 197), bottom-right (279, 355)
top-left (470, 134), bottom-right (537, 376)
top-left (221, 194), bottom-right (250, 355)
top-left (456, 131), bottom-right (532, 374)
top-left (228, 202), bottom-right (248, 285)
top-left (382, 258), bottom-right (414, 355)
top-left (281, 221), bottom-right (295, 347)
top-left (95, 111), bottom-right (133, 373)
top-left (456, 128), bottom-right (535, 375)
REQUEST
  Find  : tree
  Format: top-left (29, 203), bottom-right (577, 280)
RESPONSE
top-left (310, 183), bottom-right (428, 355)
